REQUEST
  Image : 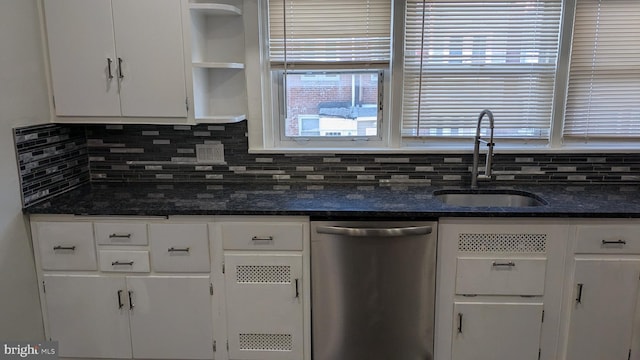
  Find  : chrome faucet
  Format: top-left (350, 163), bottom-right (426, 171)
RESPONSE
top-left (471, 110), bottom-right (495, 189)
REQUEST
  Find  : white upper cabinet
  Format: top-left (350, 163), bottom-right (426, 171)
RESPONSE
top-left (44, 0), bottom-right (187, 118)
top-left (44, 0), bottom-right (121, 116)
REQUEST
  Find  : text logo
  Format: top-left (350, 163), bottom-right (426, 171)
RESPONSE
top-left (1, 342), bottom-right (57, 359)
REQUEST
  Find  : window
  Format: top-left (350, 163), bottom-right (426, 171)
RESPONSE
top-left (251, 0), bottom-right (640, 151)
top-left (563, 0), bottom-right (640, 141)
top-left (402, 0), bottom-right (562, 140)
top-left (268, 0), bottom-right (391, 142)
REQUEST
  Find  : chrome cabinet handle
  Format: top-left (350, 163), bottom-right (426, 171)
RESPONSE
top-left (457, 313), bottom-right (463, 334)
top-left (492, 261), bottom-right (516, 267)
top-left (109, 233), bottom-right (132, 239)
top-left (107, 58), bottom-right (113, 79)
top-left (112, 261), bottom-right (134, 266)
top-left (117, 290), bottom-right (124, 309)
top-left (53, 245), bottom-right (76, 251)
top-left (128, 290), bottom-right (134, 310)
top-left (118, 58), bottom-right (124, 79)
top-left (168, 247), bottom-right (190, 253)
top-left (294, 279), bottom-right (299, 298)
top-left (252, 236), bottom-right (274, 242)
top-left (576, 283), bottom-right (584, 304)
top-left (602, 239), bottom-right (627, 246)
top-left (316, 225), bottom-right (432, 237)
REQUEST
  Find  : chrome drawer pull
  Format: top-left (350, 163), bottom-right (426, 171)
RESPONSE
top-left (128, 290), bottom-right (134, 310)
top-left (118, 57), bottom-right (124, 79)
top-left (53, 245), bottom-right (76, 251)
top-left (112, 261), bottom-right (134, 266)
top-left (576, 283), bottom-right (584, 304)
top-left (109, 233), bottom-right (132, 239)
top-left (601, 239), bottom-right (627, 246)
top-left (492, 261), bottom-right (516, 267)
top-left (107, 58), bottom-right (114, 79)
top-left (117, 290), bottom-right (124, 309)
top-left (168, 247), bottom-right (190, 253)
top-left (252, 236), bottom-right (274, 242)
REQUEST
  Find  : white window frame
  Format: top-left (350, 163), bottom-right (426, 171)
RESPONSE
top-left (246, 0), bottom-right (640, 153)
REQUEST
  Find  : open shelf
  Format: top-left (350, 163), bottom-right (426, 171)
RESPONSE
top-left (195, 115), bottom-right (246, 124)
top-left (188, 1), bottom-right (247, 124)
top-left (189, 3), bottom-right (242, 16)
top-left (192, 62), bottom-right (245, 69)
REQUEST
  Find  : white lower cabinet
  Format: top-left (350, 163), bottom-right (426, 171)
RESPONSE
top-left (43, 274), bottom-right (213, 359)
top-left (224, 254), bottom-right (304, 360)
top-left (452, 302), bottom-right (544, 360)
top-left (436, 218), bottom-right (569, 360)
top-left (565, 259), bottom-right (640, 360)
top-left (43, 274), bottom-right (132, 358)
top-left (219, 217), bottom-right (310, 360)
top-left (127, 276), bottom-right (214, 359)
top-left (32, 215), bottom-right (311, 360)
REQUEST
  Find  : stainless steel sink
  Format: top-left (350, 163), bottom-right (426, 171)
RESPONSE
top-left (433, 190), bottom-right (547, 207)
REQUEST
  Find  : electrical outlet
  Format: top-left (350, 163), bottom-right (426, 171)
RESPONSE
top-left (196, 144), bottom-right (225, 163)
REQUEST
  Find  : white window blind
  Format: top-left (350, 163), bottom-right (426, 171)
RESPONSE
top-left (402, 0), bottom-right (562, 138)
top-left (563, 0), bottom-right (640, 139)
top-left (268, 0), bottom-right (392, 68)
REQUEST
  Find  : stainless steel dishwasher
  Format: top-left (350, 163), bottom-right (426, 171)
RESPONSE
top-left (311, 221), bottom-right (437, 360)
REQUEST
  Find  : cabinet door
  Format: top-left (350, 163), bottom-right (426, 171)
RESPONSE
top-left (225, 253), bottom-right (304, 360)
top-left (43, 275), bottom-right (131, 358)
top-left (112, 0), bottom-right (187, 117)
top-left (43, 0), bottom-right (121, 116)
top-left (127, 276), bottom-right (214, 359)
top-left (566, 259), bottom-right (640, 360)
top-left (452, 302), bottom-right (543, 360)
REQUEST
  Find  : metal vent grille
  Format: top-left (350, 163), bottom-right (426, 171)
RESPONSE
top-left (237, 265), bottom-right (291, 284)
top-left (239, 333), bottom-right (293, 351)
top-left (458, 233), bottom-right (547, 253)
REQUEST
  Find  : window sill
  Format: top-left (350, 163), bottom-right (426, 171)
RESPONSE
top-left (249, 143), bottom-right (640, 155)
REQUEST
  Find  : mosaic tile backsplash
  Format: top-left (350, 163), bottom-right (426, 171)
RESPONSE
top-left (85, 121), bottom-right (640, 185)
top-left (14, 124), bottom-right (89, 206)
top-left (15, 120), bottom-right (640, 205)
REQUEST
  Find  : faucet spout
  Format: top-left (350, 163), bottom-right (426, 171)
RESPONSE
top-left (471, 109), bottom-right (495, 189)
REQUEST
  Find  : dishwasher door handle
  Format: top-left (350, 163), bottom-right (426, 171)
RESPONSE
top-left (316, 225), bottom-right (432, 237)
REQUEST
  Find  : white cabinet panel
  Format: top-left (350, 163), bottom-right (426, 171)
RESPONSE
top-left (99, 250), bottom-right (150, 273)
top-left (456, 257), bottom-right (547, 296)
top-left (222, 223), bottom-right (304, 251)
top-left (36, 221), bottom-right (97, 271)
top-left (452, 302), bottom-right (543, 360)
top-left (566, 259), bottom-right (640, 360)
top-left (112, 0), bottom-right (187, 117)
top-left (43, 274), bottom-right (131, 358)
top-left (94, 222), bottom-right (148, 245)
top-left (127, 276), bottom-right (214, 359)
top-left (576, 225), bottom-right (640, 254)
top-left (225, 253), bottom-right (304, 360)
top-left (43, 0), bottom-right (121, 116)
top-left (149, 223), bottom-right (210, 272)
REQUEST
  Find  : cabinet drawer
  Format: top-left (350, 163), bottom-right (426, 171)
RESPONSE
top-left (95, 222), bottom-right (148, 245)
top-left (576, 224), bottom-right (640, 254)
top-left (222, 223), bottom-right (303, 251)
top-left (456, 257), bottom-right (547, 296)
top-left (99, 250), bottom-right (150, 273)
top-left (35, 222), bottom-right (97, 271)
top-left (149, 224), bottom-right (210, 272)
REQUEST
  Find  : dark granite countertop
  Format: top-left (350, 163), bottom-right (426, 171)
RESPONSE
top-left (22, 182), bottom-right (640, 218)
